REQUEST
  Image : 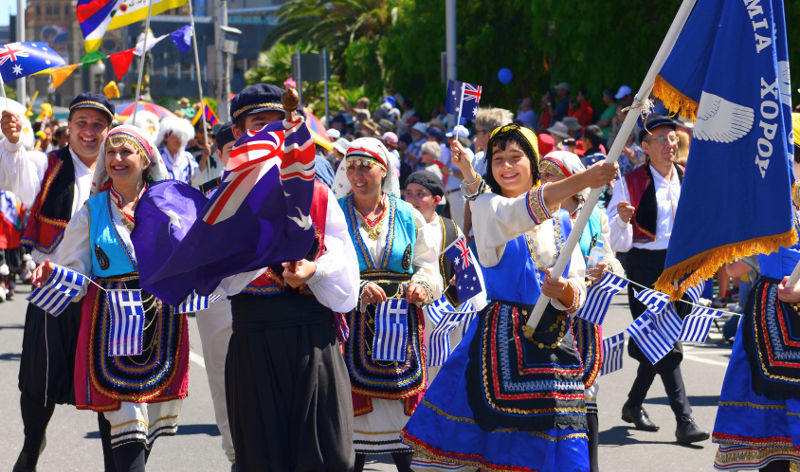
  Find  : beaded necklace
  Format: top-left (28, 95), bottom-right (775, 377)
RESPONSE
top-left (357, 194), bottom-right (387, 241)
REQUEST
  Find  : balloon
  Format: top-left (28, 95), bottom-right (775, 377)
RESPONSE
top-left (498, 68), bottom-right (513, 84)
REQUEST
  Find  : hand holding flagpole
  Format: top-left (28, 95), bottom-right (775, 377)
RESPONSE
top-left (525, 0), bottom-right (699, 330)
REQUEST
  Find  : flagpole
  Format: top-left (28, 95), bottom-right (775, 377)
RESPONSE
top-left (455, 82), bottom-right (465, 129)
top-left (186, 0), bottom-right (209, 150)
top-left (525, 0), bottom-right (698, 330)
top-left (132, 0), bottom-right (155, 124)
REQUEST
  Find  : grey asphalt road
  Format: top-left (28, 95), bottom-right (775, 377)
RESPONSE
top-left (0, 284), bottom-right (732, 471)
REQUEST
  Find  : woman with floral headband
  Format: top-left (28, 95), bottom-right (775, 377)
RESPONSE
top-left (401, 124), bottom-right (617, 472)
top-left (337, 137), bottom-right (442, 472)
top-left (31, 125), bottom-right (189, 472)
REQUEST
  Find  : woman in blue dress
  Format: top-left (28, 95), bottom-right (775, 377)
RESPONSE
top-left (711, 123), bottom-right (800, 472)
top-left (401, 124), bottom-right (617, 472)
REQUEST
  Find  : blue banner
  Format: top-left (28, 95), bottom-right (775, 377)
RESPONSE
top-left (653, 0), bottom-right (795, 297)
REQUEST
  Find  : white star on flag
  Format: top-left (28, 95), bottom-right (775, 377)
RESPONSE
top-left (12, 64), bottom-right (22, 75)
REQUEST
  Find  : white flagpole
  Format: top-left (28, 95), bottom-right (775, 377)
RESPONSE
top-left (186, 0), bottom-right (209, 149)
top-left (132, 0), bottom-right (155, 124)
top-left (455, 82), bottom-right (465, 130)
top-left (526, 0), bottom-right (698, 329)
top-left (0, 72), bottom-right (7, 108)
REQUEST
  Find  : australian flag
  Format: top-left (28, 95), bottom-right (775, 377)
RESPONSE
top-left (131, 117), bottom-right (317, 305)
top-left (28, 265), bottom-right (87, 316)
top-left (0, 42), bottom-right (65, 83)
top-left (443, 236), bottom-right (484, 301)
top-left (107, 289), bottom-right (145, 357)
top-left (373, 299), bottom-right (409, 362)
top-left (445, 80), bottom-right (483, 120)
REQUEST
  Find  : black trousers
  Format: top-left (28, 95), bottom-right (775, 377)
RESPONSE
top-left (624, 248), bottom-right (692, 419)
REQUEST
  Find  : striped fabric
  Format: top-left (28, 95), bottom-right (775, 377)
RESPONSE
top-left (576, 272), bottom-right (628, 325)
top-left (424, 296), bottom-right (456, 325)
top-left (634, 287), bottom-right (671, 315)
top-left (372, 299), bottom-right (409, 362)
top-left (173, 292), bottom-right (221, 314)
top-left (654, 305), bottom-right (683, 345)
top-left (599, 332), bottom-right (626, 375)
top-left (27, 265), bottom-right (87, 316)
top-left (679, 308), bottom-right (722, 343)
top-left (428, 308), bottom-right (477, 367)
top-left (107, 289), bottom-right (145, 357)
top-left (626, 310), bottom-right (675, 365)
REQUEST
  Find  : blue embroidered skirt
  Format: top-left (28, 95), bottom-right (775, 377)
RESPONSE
top-left (713, 279), bottom-right (800, 469)
top-left (402, 301), bottom-right (589, 472)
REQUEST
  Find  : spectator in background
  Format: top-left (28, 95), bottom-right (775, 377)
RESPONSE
top-left (569, 88), bottom-right (594, 129)
top-left (329, 137), bottom-right (350, 171)
top-left (398, 97), bottom-right (417, 133)
top-left (619, 133), bottom-right (646, 176)
top-left (54, 126), bottom-right (69, 150)
top-left (582, 125), bottom-right (606, 167)
top-left (516, 97), bottom-right (538, 129)
top-left (562, 117), bottom-right (584, 140)
top-left (427, 126), bottom-right (449, 167)
top-left (553, 82), bottom-right (571, 122)
top-left (538, 91), bottom-right (556, 133)
top-left (441, 126), bottom-right (473, 229)
top-left (408, 122), bottom-right (428, 165)
top-left (675, 130), bottom-right (691, 167)
top-left (338, 95), bottom-right (371, 122)
top-left (615, 85), bottom-right (634, 107)
top-left (420, 141), bottom-right (444, 182)
top-left (156, 115), bottom-right (199, 184)
top-left (597, 89), bottom-right (618, 142)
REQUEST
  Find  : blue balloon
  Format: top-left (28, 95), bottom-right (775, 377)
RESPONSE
top-left (498, 68), bottom-right (513, 84)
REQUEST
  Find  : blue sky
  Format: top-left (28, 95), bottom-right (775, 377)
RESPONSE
top-left (1, 1), bottom-right (18, 27)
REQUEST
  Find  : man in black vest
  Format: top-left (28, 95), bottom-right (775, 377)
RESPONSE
top-left (607, 115), bottom-right (709, 444)
top-left (0, 94), bottom-right (115, 471)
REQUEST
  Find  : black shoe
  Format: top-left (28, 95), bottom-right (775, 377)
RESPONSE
top-left (675, 416), bottom-right (710, 444)
top-left (621, 403), bottom-right (660, 431)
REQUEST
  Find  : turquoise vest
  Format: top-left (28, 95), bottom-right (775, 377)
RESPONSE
top-left (339, 194), bottom-right (417, 273)
top-left (480, 212), bottom-right (572, 305)
top-left (86, 191), bottom-right (137, 277)
top-left (578, 207), bottom-right (603, 260)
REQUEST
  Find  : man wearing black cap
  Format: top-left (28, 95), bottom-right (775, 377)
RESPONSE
top-left (219, 83), bottom-right (359, 471)
top-left (0, 93), bottom-right (115, 471)
top-left (607, 115), bottom-right (710, 444)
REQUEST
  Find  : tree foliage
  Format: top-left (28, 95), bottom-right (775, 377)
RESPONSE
top-left (251, 0), bottom-right (800, 116)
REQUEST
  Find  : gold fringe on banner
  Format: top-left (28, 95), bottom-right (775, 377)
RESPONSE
top-left (654, 229), bottom-right (798, 299)
top-left (652, 75), bottom-right (698, 122)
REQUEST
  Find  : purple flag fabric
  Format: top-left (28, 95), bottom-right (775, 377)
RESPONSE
top-left (132, 118), bottom-right (317, 305)
top-left (169, 24), bottom-right (192, 54)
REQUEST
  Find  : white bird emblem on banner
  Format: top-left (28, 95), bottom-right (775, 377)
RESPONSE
top-left (693, 91), bottom-right (755, 144)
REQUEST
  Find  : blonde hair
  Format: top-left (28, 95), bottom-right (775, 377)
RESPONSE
top-left (675, 129), bottom-right (691, 166)
top-left (420, 141), bottom-right (441, 159)
top-left (475, 107), bottom-right (514, 132)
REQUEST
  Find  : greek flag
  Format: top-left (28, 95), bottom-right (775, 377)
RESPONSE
top-left (428, 302), bottom-right (478, 367)
top-left (424, 296), bottom-right (456, 325)
top-left (684, 282), bottom-right (706, 306)
top-left (654, 304), bottom-right (683, 346)
top-left (600, 332), bottom-right (626, 376)
top-left (27, 265), bottom-right (87, 316)
top-left (173, 292), bottom-right (221, 314)
top-left (679, 308), bottom-right (722, 343)
top-left (373, 299), bottom-right (409, 362)
top-left (626, 310), bottom-right (674, 365)
top-left (634, 288), bottom-right (671, 315)
top-left (107, 289), bottom-right (145, 357)
top-left (576, 272), bottom-right (628, 325)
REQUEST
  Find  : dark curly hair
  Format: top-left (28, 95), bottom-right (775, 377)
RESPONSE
top-left (483, 125), bottom-right (541, 195)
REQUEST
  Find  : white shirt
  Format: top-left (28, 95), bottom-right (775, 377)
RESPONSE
top-left (160, 147), bottom-right (198, 184)
top-left (214, 187), bottom-right (360, 313)
top-left (0, 138), bottom-right (93, 263)
top-left (606, 164), bottom-right (681, 252)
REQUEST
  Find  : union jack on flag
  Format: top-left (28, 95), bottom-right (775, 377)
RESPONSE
top-left (445, 80), bottom-right (483, 119)
top-left (443, 236), bottom-right (484, 301)
top-left (0, 42), bottom-right (65, 83)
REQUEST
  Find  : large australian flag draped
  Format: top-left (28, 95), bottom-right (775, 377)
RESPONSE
top-left (131, 117), bottom-right (317, 305)
top-left (652, 0), bottom-right (795, 298)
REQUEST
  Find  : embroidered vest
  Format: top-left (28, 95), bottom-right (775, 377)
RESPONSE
top-left (436, 216), bottom-right (460, 305)
top-left (578, 207), bottom-right (603, 259)
top-left (479, 212), bottom-right (571, 305)
top-left (240, 180), bottom-right (329, 296)
top-left (624, 163), bottom-right (683, 243)
top-left (21, 147), bottom-right (76, 253)
top-left (86, 191), bottom-right (137, 277)
top-left (339, 194), bottom-right (417, 274)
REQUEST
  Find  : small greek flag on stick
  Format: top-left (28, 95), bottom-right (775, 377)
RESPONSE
top-left (107, 289), bottom-right (145, 357)
top-left (600, 332), bottom-right (626, 375)
top-left (679, 308), bottom-right (722, 343)
top-left (373, 299), bottom-right (409, 362)
top-left (576, 272), bottom-right (628, 325)
top-left (173, 292), bottom-right (221, 314)
top-left (654, 304), bottom-right (683, 345)
top-left (626, 310), bottom-right (674, 365)
top-left (634, 288), bottom-right (671, 315)
top-left (27, 265), bottom-right (87, 316)
top-left (424, 296), bottom-right (456, 325)
top-left (428, 313), bottom-right (465, 367)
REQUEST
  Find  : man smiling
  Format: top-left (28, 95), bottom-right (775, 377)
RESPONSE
top-left (0, 93), bottom-right (115, 471)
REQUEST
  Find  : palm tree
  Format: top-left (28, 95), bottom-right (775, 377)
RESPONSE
top-left (265, 0), bottom-right (396, 77)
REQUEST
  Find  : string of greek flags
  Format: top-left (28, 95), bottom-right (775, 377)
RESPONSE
top-left (28, 264), bottom-right (218, 358)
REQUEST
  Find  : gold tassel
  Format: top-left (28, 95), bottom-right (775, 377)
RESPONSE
top-left (654, 230), bottom-right (798, 299)
top-left (652, 76), bottom-right (698, 122)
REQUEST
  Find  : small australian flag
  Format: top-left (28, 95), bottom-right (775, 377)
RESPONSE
top-left (446, 79), bottom-right (483, 119)
top-left (443, 236), bottom-right (484, 301)
top-left (0, 42), bottom-right (65, 83)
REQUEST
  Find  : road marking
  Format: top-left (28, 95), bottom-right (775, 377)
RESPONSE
top-left (683, 353), bottom-right (729, 367)
top-left (190, 351), bottom-right (206, 369)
